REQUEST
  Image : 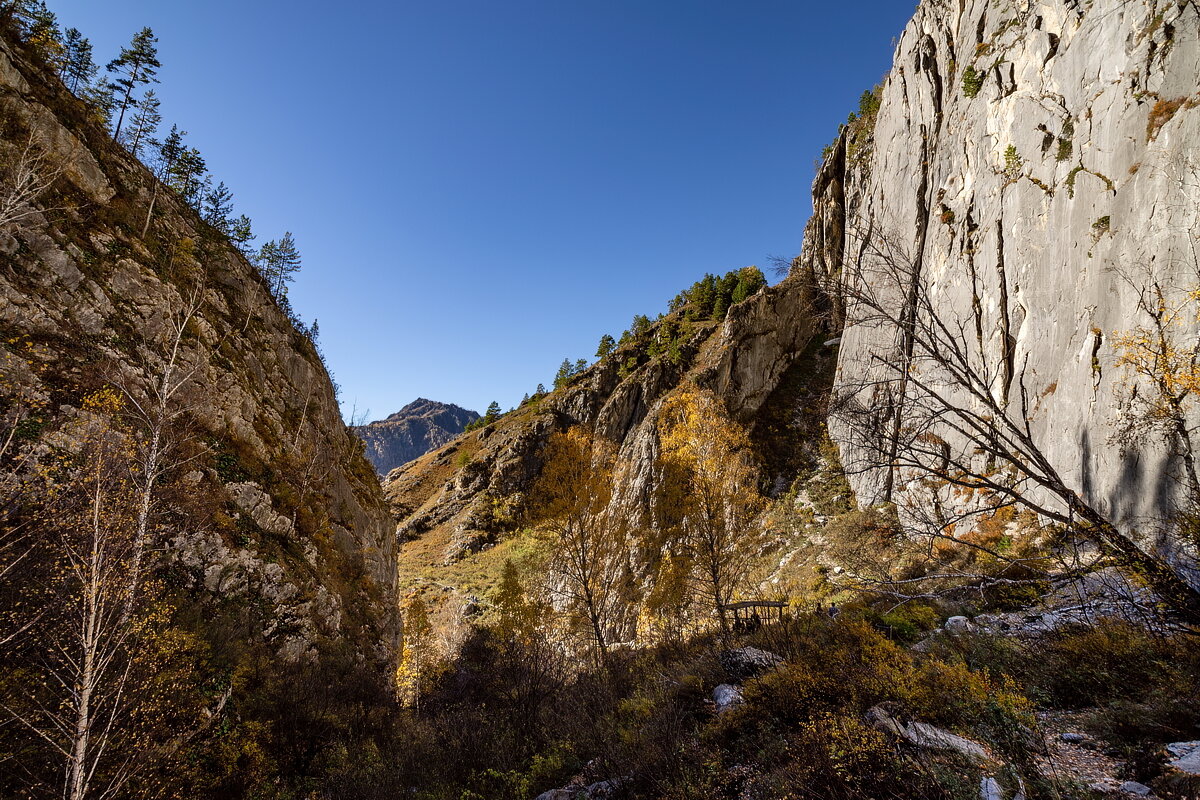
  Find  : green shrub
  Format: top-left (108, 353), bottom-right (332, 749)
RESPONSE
top-left (962, 64), bottom-right (985, 98)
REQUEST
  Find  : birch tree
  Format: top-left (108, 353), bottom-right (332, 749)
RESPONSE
top-left (530, 427), bottom-right (624, 665)
top-left (657, 388), bottom-right (764, 635)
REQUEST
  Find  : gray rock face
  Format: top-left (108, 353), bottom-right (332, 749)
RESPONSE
top-left (1167, 741), bottom-right (1200, 775)
top-left (0, 35), bottom-right (395, 659)
top-left (815, 0), bottom-right (1200, 582)
top-left (353, 398), bottom-right (479, 475)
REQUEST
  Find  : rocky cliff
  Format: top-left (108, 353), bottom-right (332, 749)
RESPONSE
top-left (0, 31), bottom-right (396, 659)
top-left (384, 275), bottom-right (826, 619)
top-left (815, 0), bottom-right (1200, 580)
top-left (354, 398), bottom-right (479, 475)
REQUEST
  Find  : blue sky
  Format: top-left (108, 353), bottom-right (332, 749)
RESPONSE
top-left (50, 0), bottom-right (913, 419)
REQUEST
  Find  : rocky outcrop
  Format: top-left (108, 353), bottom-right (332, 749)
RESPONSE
top-left (385, 276), bottom-right (821, 566)
top-left (814, 0), bottom-right (1200, 579)
top-left (353, 398), bottom-right (479, 475)
top-left (0, 32), bottom-right (396, 659)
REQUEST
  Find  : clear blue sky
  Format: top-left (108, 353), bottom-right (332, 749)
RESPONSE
top-left (50, 0), bottom-right (913, 419)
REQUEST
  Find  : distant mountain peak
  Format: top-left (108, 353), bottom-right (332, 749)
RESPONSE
top-left (356, 399), bottom-right (480, 475)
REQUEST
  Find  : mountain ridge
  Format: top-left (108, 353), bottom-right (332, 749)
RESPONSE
top-left (355, 397), bottom-right (479, 475)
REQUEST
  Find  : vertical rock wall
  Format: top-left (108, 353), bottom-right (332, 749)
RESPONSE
top-left (823, 0), bottom-right (1200, 573)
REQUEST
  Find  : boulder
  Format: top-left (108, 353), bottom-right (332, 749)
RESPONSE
top-left (1166, 741), bottom-right (1200, 776)
top-left (866, 704), bottom-right (990, 762)
top-left (719, 646), bottom-right (784, 680)
top-left (1119, 781), bottom-right (1153, 796)
top-left (945, 615), bottom-right (973, 634)
top-left (713, 684), bottom-right (744, 714)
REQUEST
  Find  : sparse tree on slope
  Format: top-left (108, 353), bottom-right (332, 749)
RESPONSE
top-left (201, 180), bottom-right (235, 235)
top-left (120, 87), bottom-right (160, 159)
top-left (832, 227), bottom-right (1200, 623)
top-left (596, 334), bottom-right (616, 359)
top-left (105, 27), bottom-right (160, 140)
top-left (258, 231), bottom-right (302, 300)
top-left (60, 27), bottom-right (95, 93)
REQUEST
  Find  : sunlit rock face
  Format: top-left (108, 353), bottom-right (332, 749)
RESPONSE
top-left (816, 0), bottom-right (1200, 579)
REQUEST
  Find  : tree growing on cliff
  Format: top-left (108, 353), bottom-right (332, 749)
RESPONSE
top-left (831, 228), bottom-right (1200, 622)
top-left (201, 180), bottom-right (235, 235)
top-left (60, 27), bottom-right (95, 94)
top-left (257, 232), bottom-right (302, 300)
top-left (105, 27), bottom-right (161, 140)
top-left (120, 88), bottom-right (160, 159)
top-left (0, 132), bottom-right (64, 230)
top-left (657, 389), bottom-right (765, 635)
top-left (530, 428), bottom-right (624, 665)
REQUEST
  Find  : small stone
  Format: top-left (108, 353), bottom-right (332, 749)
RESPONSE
top-left (1060, 732), bottom-right (1087, 743)
top-left (1119, 781), bottom-right (1152, 796)
top-left (945, 615), bottom-right (973, 633)
top-left (713, 684), bottom-right (744, 713)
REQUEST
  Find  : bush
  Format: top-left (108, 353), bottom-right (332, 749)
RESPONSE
top-left (962, 64), bottom-right (985, 98)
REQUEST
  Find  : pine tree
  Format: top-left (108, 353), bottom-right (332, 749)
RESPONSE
top-left (201, 181), bottom-right (235, 234)
top-left (596, 334), bottom-right (616, 359)
top-left (105, 27), bottom-right (161, 140)
top-left (120, 88), bottom-right (160, 158)
top-left (155, 125), bottom-right (185, 178)
top-left (630, 314), bottom-right (652, 338)
top-left (731, 265), bottom-right (766, 306)
top-left (228, 214), bottom-right (256, 257)
top-left (258, 232), bottom-right (301, 299)
top-left (80, 81), bottom-right (115, 129)
top-left (167, 146), bottom-right (208, 208)
top-left (535, 383), bottom-right (546, 395)
top-left (484, 401), bottom-right (501, 423)
top-left (60, 28), bottom-right (95, 94)
top-left (553, 359), bottom-right (573, 390)
top-left (573, 358), bottom-right (588, 376)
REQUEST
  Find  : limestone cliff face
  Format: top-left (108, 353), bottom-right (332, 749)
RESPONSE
top-left (817, 0), bottom-right (1200, 575)
top-left (0, 33), bottom-right (396, 658)
top-left (354, 398), bottom-right (479, 475)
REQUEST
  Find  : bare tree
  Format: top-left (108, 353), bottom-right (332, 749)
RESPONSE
top-left (831, 227), bottom-right (1200, 624)
top-left (113, 281), bottom-right (206, 623)
top-left (0, 133), bottom-right (64, 230)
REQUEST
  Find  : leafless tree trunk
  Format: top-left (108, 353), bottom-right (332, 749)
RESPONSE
top-left (831, 227), bottom-right (1200, 624)
top-left (0, 133), bottom-right (64, 230)
top-left (114, 284), bottom-right (205, 623)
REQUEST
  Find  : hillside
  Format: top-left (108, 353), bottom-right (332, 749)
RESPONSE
top-left (0, 18), bottom-right (398, 798)
top-left (354, 398), bottom-right (479, 475)
top-left (3, 0), bottom-right (1200, 798)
